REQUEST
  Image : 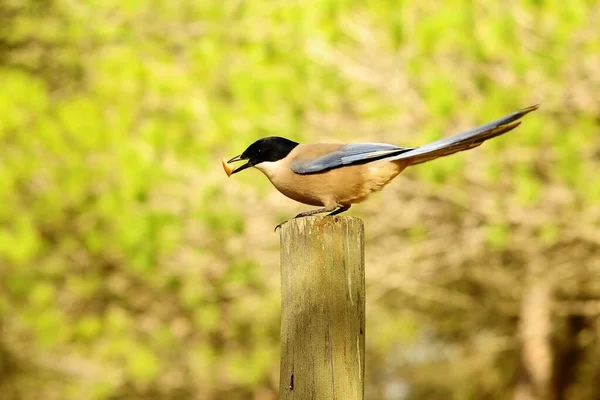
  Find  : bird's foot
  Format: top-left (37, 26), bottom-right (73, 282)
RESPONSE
top-left (274, 220), bottom-right (290, 232)
top-left (274, 206), bottom-right (346, 232)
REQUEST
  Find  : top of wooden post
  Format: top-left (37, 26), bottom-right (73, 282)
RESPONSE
top-left (279, 215), bottom-right (364, 240)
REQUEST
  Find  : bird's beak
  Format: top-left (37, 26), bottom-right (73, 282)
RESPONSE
top-left (222, 155), bottom-right (251, 177)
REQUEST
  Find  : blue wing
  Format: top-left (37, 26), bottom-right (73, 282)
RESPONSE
top-left (290, 143), bottom-right (414, 174)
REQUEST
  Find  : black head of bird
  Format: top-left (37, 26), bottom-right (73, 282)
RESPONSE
top-left (223, 105), bottom-right (539, 229)
top-left (224, 137), bottom-right (299, 176)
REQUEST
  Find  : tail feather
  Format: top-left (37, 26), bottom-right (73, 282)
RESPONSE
top-left (391, 105), bottom-right (539, 166)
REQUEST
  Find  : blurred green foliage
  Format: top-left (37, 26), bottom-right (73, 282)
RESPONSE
top-left (0, 0), bottom-right (599, 399)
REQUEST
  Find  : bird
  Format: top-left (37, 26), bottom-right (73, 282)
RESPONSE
top-left (223, 105), bottom-right (539, 230)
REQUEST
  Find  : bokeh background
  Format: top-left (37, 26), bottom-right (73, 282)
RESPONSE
top-left (1, 0), bottom-right (599, 399)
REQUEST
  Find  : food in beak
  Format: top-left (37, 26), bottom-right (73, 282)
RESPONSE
top-left (223, 154), bottom-right (251, 176)
top-left (222, 158), bottom-right (234, 177)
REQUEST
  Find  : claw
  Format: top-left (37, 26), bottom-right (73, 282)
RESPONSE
top-left (274, 221), bottom-right (288, 232)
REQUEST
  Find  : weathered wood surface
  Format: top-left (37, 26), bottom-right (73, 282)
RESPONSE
top-left (279, 216), bottom-right (365, 400)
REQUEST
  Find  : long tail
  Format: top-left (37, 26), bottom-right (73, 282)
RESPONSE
top-left (390, 105), bottom-right (539, 166)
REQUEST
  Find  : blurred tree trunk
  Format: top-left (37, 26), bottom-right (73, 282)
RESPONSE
top-left (590, 320), bottom-right (600, 399)
top-left (514, 273), bottom-right (554, 400)
top-left (552, 315), bottom-right (586, 400)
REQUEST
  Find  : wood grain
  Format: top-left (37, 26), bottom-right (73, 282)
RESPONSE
top-left (279, 216), bottom-right (365, 400)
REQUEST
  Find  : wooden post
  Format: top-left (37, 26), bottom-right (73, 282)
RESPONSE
top-left (279, 216), bottom-right (365, 400)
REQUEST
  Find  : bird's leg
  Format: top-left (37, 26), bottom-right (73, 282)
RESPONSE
top-left (294, 208), bottom-right (332, 218)
top-left (274, 207), bottom-right (330, 232)
top-left (327, 205), bottom-right (350, 216)
top-left (274, 205), bottom-right (348, 231)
